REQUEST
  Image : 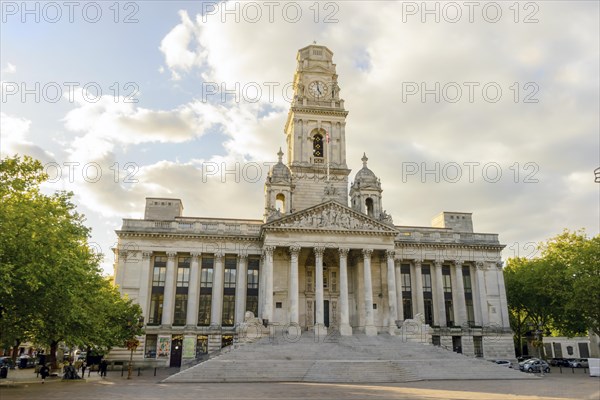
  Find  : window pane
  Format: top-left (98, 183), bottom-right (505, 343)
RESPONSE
top-left (149, 293), bottom-right (163, 324)
top-left (222, 295), bottom-right (235, 326)
top-left (173, 293), bottom-right (188, 325)
top-left (144, 335), bottom-right (157, 358)
top-left (197, 294), bottom-right (211, 326)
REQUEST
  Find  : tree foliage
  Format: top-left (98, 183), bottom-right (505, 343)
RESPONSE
top-left (505, 230), bottom-right (600, 354)
top-left (0, 155), bottom-right (143, 365)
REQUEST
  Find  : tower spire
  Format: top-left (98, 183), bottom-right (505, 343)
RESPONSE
top-left (277, 147), bottom-right (283, 163)
top-left (362, 153), bottom-right (368, 168)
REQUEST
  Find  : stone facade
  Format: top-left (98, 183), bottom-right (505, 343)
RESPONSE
top-left (112, 44), bottom-right (514, 367)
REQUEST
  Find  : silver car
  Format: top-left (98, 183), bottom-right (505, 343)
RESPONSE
top-left (522, 359), bottom-right (550, 373)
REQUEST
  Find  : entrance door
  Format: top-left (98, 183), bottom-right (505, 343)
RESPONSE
top-left (452, 336), bottom-right (462, 354)
top-left (170, 335), bottom-right (183, 367)
top-left (313, 300), bottom-right (330, 328)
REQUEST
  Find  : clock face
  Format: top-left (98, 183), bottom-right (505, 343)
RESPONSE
top-left (308, 80), bottom-right (327, 99)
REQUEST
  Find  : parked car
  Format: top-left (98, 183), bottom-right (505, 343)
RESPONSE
top-left (521, 359), bottom-right (550, 373)
top-left (549, 358), bottom-right (571, 367)
top-left (0, 357), bottom-right (16, 369)
top-left (568, 358), bottom-right (589, 368)
top-left (491, 360), bottom-right (513, 368)
top-left (518, 357), bottom-right (540, 368)
top-left (517, 355), bottom-right (535, 363)
top-left (17, 355), bottom-right (36, 369)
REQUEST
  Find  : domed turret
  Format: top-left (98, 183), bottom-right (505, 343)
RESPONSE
top-left (264, 148), bottom-right (293, 221)
top-left (350, 153), bottom-right (386, 221)
top-left (268, 148), bottom-right (291, 184)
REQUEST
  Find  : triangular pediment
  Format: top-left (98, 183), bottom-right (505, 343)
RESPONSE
top-left (262, 200), bottom-right (397, 234)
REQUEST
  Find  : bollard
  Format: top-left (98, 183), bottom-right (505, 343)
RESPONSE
top-left (572, 367), bottom-right (575, 374)
top-left (137, 368), bottom-right (140, 376)
top-left (154, 367), bottom-right (157, 376)
top-left (88, 369), bottom-right (91, 377)
top-left (121, 366), bottom-right (124, 377)
top-left (559, 366), bottom-right (562, 374)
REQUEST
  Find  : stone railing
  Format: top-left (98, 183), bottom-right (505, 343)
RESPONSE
top-left (395, 227), bottom-right (499, 245)
top-left (121, 218), bottom-right (263, 237)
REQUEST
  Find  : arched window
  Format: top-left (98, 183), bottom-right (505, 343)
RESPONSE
top-left (365, 198), bottom-right (374, 218)
top-left (275, 193), bottom-right (285, 213)
top-left (313, 134), bottom-right (323, 158)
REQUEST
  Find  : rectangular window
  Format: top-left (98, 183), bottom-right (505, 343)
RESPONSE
top-left (224, 257), bottom-right (237, 289)
top-left (422, 266), bottom-right (432, 293)
top-left (196, 335), bottom-right (208, 357)
top-left (200, 257), bottom-right (214, 288)
top-left (442, 266), bottom-right (452, 293)
top-left (176, 257), bottom-right (190, 287)
top-left (173, 293), bottom-right (188, 326)
top-left (463, 267), bottom-right (473, 294)
top-left (331, 271), bottom-right (337, 292)
top-left (445, 300), bottom-right (454, 327)
top-left (432, 336), bottom-right (441, 346)
top-left (247, 269), bottom-right (259, 289)
top-left (144, 334), bottom-right (157, 358)
top-left (473, 336), bottom-right (483, 357)
top-left (466, 299), bottom-right (475, 326)
top-left (148, 293), bottom-right (164, 325)
top-left (424, 298), bottom-right (434, 325)
top-left (323, 268), bottom-right (328, 289)
top-left (152, 256), bottom-right (167, 287)
top-left (197, 294), bottom-right (211, 326)
top-left (403, 299), bottom-right (413, 319)
top-left (401, 264), bottom-right (411, 292)
top-left (246, 295), bottom-right (258, 317)
top-left (222, 294), bottom-right (235, 326)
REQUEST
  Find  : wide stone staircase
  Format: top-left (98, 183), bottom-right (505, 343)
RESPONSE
top-left (164, 330), bottom-right (534, 383)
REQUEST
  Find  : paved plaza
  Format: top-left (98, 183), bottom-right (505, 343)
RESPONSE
top-left (1, 367), bottom-right (598, 400)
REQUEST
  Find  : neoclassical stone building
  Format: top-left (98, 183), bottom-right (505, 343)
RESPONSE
top-left (113, 44), bottom-right (514, 367)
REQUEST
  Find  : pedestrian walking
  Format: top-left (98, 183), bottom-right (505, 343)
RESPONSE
top-left (81, 361), bottom-right (87, 377)
top-left (99, 359), bottom-right (108, 378)
top-left (40, 364), bottom-right (50, 383)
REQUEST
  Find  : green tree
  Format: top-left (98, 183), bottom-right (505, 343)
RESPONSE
top-left (0, 155), bottom-right (143, 366)
top-left (505, 230), bottom-right (599, 356)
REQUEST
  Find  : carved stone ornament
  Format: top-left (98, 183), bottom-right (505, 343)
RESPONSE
top-left (268, 202), bottom-right (395, 232)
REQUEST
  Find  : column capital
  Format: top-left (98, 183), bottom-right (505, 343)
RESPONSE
top-left (238, 253), bottom-right (248, 261)
top-left (496, 261), bottom-right (504, 269)
top-left (142, 251), bottom-right (152, 260)
top-left (476, 261), bottom-right (486, 270)
top-left (362, 248), bottom-right (373, 258)
top-left (289, 245), bottom-right (301, 256)
top-left (338, 247), bottom-right (349, 257)
top-left (214, 252), bottom-right (224, 260)
top-left (314, 246), bottom-right (325, 257)
top-left (385, 249), bottom-right (395, 259)
top-left (190, 251), bottom-right (201, 259)
top-left (434, 260), bottom-right (443, 267)
top-left (454, 260), bottom-right (463, 268)
top-left (263, 246), bottom-right (275, 257)
top-left (166, 251), bottom-right (177, 260)
top-left (414, 258), bottom-right (423, 267)
top-left (118, 250), bottom-right (129, 260)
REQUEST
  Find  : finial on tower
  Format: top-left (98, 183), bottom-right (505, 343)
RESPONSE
top-left (277, 147), bottom-right (284, 162)
top-left (361, 153), bottom-right (368, 168)
top-left (313, 40), bottom-right (317, 44)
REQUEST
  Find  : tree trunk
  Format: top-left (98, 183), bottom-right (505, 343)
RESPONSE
top-left (50, 341), bottom-right (59, 369)
top-left (11, 340), bottom-right (20, 362)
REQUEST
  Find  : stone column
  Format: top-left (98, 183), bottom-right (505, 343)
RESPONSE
top-left (235, 254), bottom-right (248, 325)
top-left (413, 259), bottom-right (425, 316)
top-left (433, 261), bottom-right (447, 327)
top-left (394, 260), bottom-right (404, 321)
top-left (210, 252), bottom-right (224, 327)
top-left (470, 264), bottom-right (483, 325)
top-left (186, 252), bottom-right (201, 327)
top-left (338, 248), bottom-right (352, 336)
top-left (314, 247), bottom-right (326, 335)
top-left (386, 250), bottom-right (399, 334)
top-left (475, 262), bottom-right (489, 325)
top-left (452, 260), bottom-right (468, 326)
top-left (263, 246), bottom-right (275, 322)
top-left (496, 261), bottom-right (510, 328)
top-left (363, 249), bottom-right (377, 336)
top-left (138, 251), bottom-right (152, 318)
top-left (162, 251), bottom-right (177, 326)
top-left (258, 253), bottom-right (265, 319)
top-left (288, 246), bottom-right (301, 325)
top-left (116, 250), bottom-right (128, 288)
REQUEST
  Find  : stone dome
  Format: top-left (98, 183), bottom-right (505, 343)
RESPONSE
top-left (269, 148), bottom-right (291, 183)
top-left (352, 153), bottom-right (380, 189)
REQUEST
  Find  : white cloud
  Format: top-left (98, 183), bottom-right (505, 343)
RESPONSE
top-left (1, 62), bottom-right (16, 75)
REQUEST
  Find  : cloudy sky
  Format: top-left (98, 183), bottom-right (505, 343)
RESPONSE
top-left (1, 1), bottom-right (598, 274)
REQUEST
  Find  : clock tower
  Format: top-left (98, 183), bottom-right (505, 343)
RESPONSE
top-left (283, 44), bottom-right (351, 211)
